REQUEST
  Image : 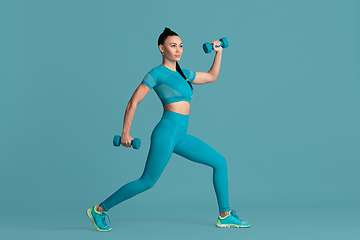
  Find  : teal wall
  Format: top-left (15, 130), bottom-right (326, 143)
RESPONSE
top-left (1, 0), bottom-right (359, 216)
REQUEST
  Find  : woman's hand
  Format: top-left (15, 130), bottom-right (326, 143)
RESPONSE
top-left (121, 133), bottom-right (134, 148)
top-left (211, 40), bottom-right (223, 53)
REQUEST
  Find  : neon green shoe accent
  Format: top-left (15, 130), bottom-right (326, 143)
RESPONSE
top-left (219, 214), bottom-right (229, 220)
top-left (94, 206), bottom-right (102, 214)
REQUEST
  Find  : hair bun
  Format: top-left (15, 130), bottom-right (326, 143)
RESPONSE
top-left (158, 27), bottom-right (178, 46)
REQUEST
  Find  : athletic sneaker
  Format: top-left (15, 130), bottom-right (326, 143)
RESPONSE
top-left (86, 205), bottom-right (112, 232)
top-left (216, 210), bottom-right (250, 228)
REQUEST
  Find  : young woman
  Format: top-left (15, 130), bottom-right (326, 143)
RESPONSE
top-left (87, 28), bottom-right (250, 231)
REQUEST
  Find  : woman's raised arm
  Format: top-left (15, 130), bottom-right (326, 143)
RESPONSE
top-left (192, 40), bottom-right (223, 85)
top-left (121, 83), bottom-right (150, 147)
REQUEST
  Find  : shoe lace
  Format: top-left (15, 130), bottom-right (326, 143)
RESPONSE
top-left (100, 212), bottom-right (111, 226)
top-left (230, 210), bottom-right (240, 219)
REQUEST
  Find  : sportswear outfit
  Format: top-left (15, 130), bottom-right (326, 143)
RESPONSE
top-left (87, 65), bottom-right (250, 230)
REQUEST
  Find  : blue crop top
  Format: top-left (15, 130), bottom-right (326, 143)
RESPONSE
top-left (141, 65), bottom-right (196, 105)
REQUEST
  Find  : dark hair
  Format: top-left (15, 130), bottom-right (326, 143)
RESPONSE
top-left (158, 28), bottom-right (193, 90)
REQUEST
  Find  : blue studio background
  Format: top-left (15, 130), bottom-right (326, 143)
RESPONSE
top-left (1, 0), bottom-right (359, 239)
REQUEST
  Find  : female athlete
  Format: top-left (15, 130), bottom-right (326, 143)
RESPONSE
top-left (87, 28), bottom-right (250, 231)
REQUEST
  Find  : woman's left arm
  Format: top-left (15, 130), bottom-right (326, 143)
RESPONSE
top-left (192, 40), bottom-right (223, 85)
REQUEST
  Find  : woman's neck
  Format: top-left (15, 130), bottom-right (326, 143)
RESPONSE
top-left (161, 59), bottom-right (177, 72)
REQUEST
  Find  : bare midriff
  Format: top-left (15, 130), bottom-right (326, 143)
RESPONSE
top-left (163, 101), bottom-right (190, 115)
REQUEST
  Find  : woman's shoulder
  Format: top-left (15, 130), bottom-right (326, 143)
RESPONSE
top-left (181, 68), bottom-right (191, 75)
top-left (181, 68), bottom-right (196, 82)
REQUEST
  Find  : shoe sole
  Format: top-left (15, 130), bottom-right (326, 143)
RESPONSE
top-left (216, 223), bottom-right (250, 228)
top-left (86, 208), bottom-right (112, 232)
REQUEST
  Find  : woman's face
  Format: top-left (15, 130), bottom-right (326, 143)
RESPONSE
top-left (159, 35), bottom-right (183, 62)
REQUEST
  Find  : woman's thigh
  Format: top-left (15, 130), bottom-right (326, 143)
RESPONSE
top-left (140, 119), bottom-right (179, 183)
top-left (173, 134), bottom-right (227, 170)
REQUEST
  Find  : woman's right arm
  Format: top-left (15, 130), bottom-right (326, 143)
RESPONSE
top-left (121, 83), bottom-right (151, 147)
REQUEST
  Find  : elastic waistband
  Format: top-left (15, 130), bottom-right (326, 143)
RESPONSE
top-left (162, 110), bottom-right (189, 127)
top-left (163, 110), bottom-right (189, 118)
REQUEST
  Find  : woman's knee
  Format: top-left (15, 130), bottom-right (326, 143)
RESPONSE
top-left (214, 155), bottom-right (228, 171)
top-left (138, 176), bottom-right (157, 191)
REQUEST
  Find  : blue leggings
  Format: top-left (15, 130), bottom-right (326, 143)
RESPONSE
top-left (101, 110), bottom-right (230, 213)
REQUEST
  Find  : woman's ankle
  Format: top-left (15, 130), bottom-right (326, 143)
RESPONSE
top-left (96, 204), bottom-right (105, 213)
top-left (219, 211), bottom-right (230, 218)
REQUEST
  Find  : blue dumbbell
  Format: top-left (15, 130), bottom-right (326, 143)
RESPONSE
top-left (113, 135), bottom-right (141, 149)
top-left (203, 37), bottom-right (229, 53)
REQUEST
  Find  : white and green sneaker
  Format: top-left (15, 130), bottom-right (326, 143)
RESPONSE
top-left (86, 206), bottom-right (112, 232)
top-left (216, 210), bottom-right (250, 228)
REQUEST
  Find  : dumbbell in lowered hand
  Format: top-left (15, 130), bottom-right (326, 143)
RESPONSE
top-left (203, 37), bottom-right (229, 53)
top-left (113, 135), bottom-right (141, 149)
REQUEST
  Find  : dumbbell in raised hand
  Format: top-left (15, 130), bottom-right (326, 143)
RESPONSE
top-left (203, 37), bottom-right (229, 54)
top-left (113, 135), bottom-right (141, 149)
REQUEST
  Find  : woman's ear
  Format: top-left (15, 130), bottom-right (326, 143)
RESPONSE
top-left (159, 45), bottom-right (164, 54)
